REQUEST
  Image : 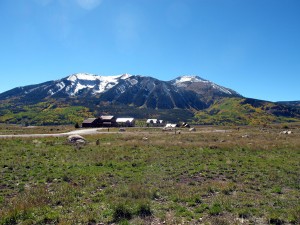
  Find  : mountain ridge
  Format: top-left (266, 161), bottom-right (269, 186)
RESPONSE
top-left (0, 73), bottom-right (299, 125)
top-left (0, 73), bottom-right (241, 109)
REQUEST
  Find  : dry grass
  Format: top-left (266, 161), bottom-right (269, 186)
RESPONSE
top-left (0, 123), bottom-right (74, 135)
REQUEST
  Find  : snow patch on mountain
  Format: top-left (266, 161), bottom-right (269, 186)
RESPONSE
top-left (116, 84), bottom-right (127, 94)
top-left (120, 73), bottom-right (131, 79)
top-left (173, 75), bottom-right (208, 88)
top-left (48, 82), bottom-right (66, 96)
top-left (68, 73), bottom-right (98, 82)
top-left (211, 84), bottom-right (232, 95)
top-left (128, 78), bottom-right (138, 86)
top-left (175, 75), bottom-right (208, 84)
top-left (65, 73), bottom-right (132, 96)
top-left (172, 75), bottom-right (234, 95)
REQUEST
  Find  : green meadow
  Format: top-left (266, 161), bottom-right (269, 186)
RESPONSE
top-left (0, 124), bottom-right (299, 224)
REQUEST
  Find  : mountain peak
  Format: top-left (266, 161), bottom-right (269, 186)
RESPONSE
top-left (171, 75), bottom-right (240, 96)
top-left (173, 75), bottom-right (207, 83)
top-left (120, 73), bottom-right (132, 79)
top-left (65, 73), bottom-right (132, 96)
top-left (67, 73), bottom-right (98, 82)
top-left (67, 73), bottom-right (132, 82)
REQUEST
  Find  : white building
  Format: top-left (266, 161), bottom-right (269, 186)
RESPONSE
top-left (146, 119), bottom-right (164, 127)
top-left (165, 123), bottom-right (178, 128)
top-left (116, 118), bottom-right (135, 127)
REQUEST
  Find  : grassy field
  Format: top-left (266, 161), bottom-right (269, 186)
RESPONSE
top-left (0, 124), bottom-right (299, 224)
top-left (0, 124), bottom-right (74, 135)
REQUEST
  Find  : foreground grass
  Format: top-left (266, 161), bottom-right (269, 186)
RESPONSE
top-left (0, 125), bottom-right (299, 224)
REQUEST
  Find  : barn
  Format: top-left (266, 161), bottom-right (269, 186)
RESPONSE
top-left (82, 118), bottom-right (101, 128)
top-left (100, 115), bottom-right (117, 127)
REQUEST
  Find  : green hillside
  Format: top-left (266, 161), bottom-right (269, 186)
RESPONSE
top-left (0, 100), bottom-right (93, 126)
top-left (1, 97), bottom-right (299, 126)
top-left (0, 99), bottom-right (195, 125)
top-left (194, 98), bottom-right (300, 125)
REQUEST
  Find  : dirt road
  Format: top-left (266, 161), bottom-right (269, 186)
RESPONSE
top-left (0, 127), bottom-right (233, 139)
top-left (0, 128), bottom-right (104, 138)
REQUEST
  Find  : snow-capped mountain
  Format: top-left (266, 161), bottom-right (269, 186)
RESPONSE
top-left (170, 75), bottom-right (239, 96)
top-left (62, 73), bottom-right (132, 96)
top-left (1, 72), bottom-right (300, 125)
top-left (0, 73), bottom-right (241, 109)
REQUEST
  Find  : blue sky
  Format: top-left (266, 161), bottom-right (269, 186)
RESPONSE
top-left (0, 0), bottom-right (299, 101)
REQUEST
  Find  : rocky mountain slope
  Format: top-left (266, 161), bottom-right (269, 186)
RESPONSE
top-left (0, 73), bottom-right (241, 109)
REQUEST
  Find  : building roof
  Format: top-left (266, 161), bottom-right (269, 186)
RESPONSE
top-left (82, 118), bottom-right (97, 123)
top-left (100, 115), bottom-right (115, 120)
top-left (116, 118), bottom-right (135, 123)
top-left (165, 123), bottom-right (177, 128)
top-left (146, 119), bottom-right (163, 124)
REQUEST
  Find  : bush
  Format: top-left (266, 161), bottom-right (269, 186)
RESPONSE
top-left (113, 203), bottom-right (132, 222)
top-left (209, 203), bottom-right (222, 215)
top-left (195, 203), bottom-right (209, 213)
top-left (271, 186), bottom-right (283, 194)
top-left (118, 219), bottom-right (130, 225)
top-left (136, 202), bottom-right (152, 218)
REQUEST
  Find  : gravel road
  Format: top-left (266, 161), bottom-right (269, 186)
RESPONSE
top-left (0, 128), bottom-right (104, 138)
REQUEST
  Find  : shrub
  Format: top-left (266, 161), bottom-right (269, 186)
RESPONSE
top-left (195, 203), bottom-right (209, 213)
top-left (238, 208), bottom-right (251, 219)
top-left (136, 202), bottom-right (152, 218)
top-left (269, 218), bottom-right (284, 225)
top-left (42, 211), bottom-right (60, 224)
top-left (113, 203), bottom-right (132, 222)
top-left (271, 186), bottom-right (283, 194)
top-left (118, 219), bottom-right (130, 225)
top-left (209, 203), bottom-right (222, 215)
top-left (151, 190), bottom-right (160, 200)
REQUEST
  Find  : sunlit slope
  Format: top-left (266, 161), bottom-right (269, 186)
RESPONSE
top-left (194, 98), bottom-right (300, 125)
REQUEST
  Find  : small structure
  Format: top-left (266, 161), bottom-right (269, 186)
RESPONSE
top-left (165, 123), bottom-right (178, 128)
top-left (181, 122), bottom-right (190, 128)
top-left (280, 130), bottom-right (293, 135)
top-left (82, 118), bottom-right (101, 128)
top-left (116, 118), bottom-right (135, 127)
top-left (146, 119), bottom-right (164, 127)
